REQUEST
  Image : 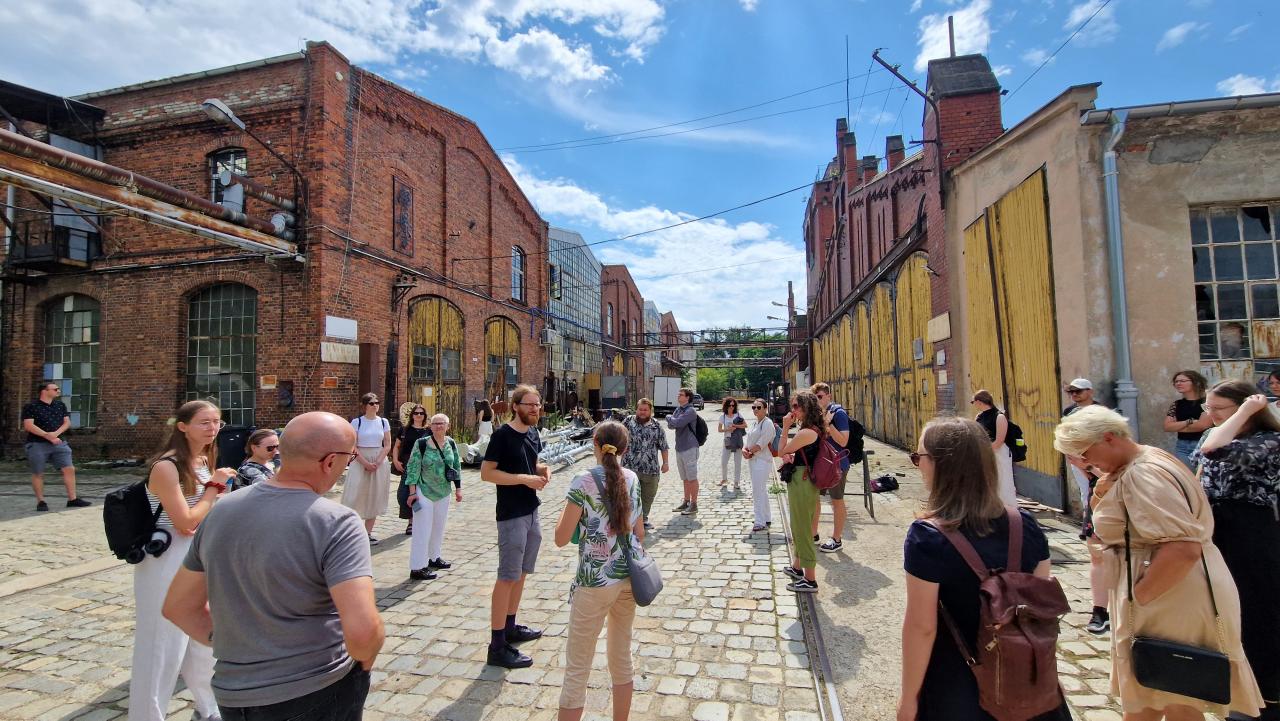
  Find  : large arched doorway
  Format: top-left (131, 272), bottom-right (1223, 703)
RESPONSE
top-left (407, 296), bottom-right (465, 428)
top-left (484, 316), bottom-right (521, 402)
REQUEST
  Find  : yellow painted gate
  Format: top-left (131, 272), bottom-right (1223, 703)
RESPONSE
top-left (484, 316), bottom-right (522, 402)
top-left (407, 296), bottom-right (465, 427)
top-left (963, 167), bottom-right (1063, 505)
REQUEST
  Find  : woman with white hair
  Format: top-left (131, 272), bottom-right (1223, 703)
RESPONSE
top-left (1054, 405), bottom-right (1262, 720)
top-left (404, 413), bottom-right (463, 581)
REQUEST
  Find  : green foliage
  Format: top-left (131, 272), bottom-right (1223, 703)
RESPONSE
top-left (695, 325), bottom-right (788, 400)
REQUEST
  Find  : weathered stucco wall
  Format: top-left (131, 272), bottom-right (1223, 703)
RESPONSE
top-left (1114, 105), bottom-right (1280, 446)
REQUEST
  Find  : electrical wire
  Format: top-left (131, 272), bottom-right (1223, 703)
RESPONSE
top-left (497, 69), bottom-right (881, 152)
top-left (1004, 0), bottom-right (1113, 103)
top-left (473, 254), bottom-right (805, 296)
top-left (451, 181), bottom-right (815, 263)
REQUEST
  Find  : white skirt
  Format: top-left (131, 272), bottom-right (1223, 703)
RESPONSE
top-left (341, 447), bottom-right (391, 520)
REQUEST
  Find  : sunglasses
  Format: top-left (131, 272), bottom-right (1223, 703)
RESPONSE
top-left (411, 411), bottom-right (426, 416)
top-left (1066, 389), bottom-right (1086, 395)
top-left (751, 404), bottom-right (764, 410)
top-left (909, 452), bottom-right (931, 466)
top-left (366, 400), bottom-right (380, 406)
top-left (264, 444), bottom-right (279, 452)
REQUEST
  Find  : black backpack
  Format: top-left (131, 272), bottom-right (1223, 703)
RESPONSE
top-left (103, 479), bottom-right (162, 562)
top-left (693, 415), bottom-right (709, 447)
top-left (1005, 416), bottom-right (1029, 463)
top-left (846, 418), bottom-right (866, 463)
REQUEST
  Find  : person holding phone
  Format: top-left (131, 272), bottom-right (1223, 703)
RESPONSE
top-left (718, 398), bottom-right (747, 491)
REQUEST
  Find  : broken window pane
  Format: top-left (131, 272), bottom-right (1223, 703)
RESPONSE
top-left (1219, 322), bottom-right (1250, 359)
top-left (1242, 206), bottom-right (1272, 241)
top-left (1210, 209), bottom-right (1240, 243)
top-left (1213, 245), bottom-right (1244, 281)
top-left (1253, 283), bottom-right (1280, 319)
top-left (1198, 322), bottom-right (1218, 359)
top-left (1196, 284), bottom-right (1216, 320)
top-left (1218, 283), bottom-right (1247, 319)
top-left (1190, 209), bottom-right (1209, 245)
top-left (1245, 243), bottom-right (1277, 280)
top-left (1193, 247), bottom-right (1213, 282)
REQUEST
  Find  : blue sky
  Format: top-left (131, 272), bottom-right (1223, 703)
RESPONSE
top-left (3, 0), bottom-right (1277, 328)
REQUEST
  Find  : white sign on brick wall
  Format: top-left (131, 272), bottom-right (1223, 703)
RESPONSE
top-left (325, 316), bottom-right (358, 341)
top-left (321, 342), bottom-right (360, 364)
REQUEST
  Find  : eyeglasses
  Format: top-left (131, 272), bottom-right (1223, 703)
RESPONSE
top-left (264, 444), bottom-right (279, 452)
top-left (323, 451), bottom-right (359, 467)
top-left (909, 452), bottom-right (931, 466)
top-left (430, 421), bottom-right (447, 426)
top-left (1202, 403), bottom-right (1235, 413)
top-left (366, 400), bottom-right (380, 406)
top-left (191, 420), bottom-right (225, 429)
top-left (1067, 389), bottom-right (1086, 395)
top-left (516, 402), bottom-right (543, 408)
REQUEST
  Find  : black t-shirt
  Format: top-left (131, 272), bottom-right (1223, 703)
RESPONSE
top-left (904, 510), bottom-right (1052, 720)
top-left (975, 407), bottom-right (999, 442)
top-left (483, 424), bottom-right (542, 521)
top-left (791, 431), bottom-right (822, 467)
top-left (21, 400), bottom-right (69, 444)
top-left (1167, 398), bottom-right (1205, 441)
top-left (397, 425), bottom-right (429, 465)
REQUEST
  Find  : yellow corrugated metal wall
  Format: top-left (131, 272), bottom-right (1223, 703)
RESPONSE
top-left (870, 283), bottom-right (899, 444)
top-left (962, 168), bottom-right (1062, 488)
top-left (895, 254), bottom-right (936, 447)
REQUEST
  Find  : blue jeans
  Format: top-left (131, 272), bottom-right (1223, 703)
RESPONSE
top-left (219, 664), bottom-right (370, 721)
top-left (1173, 437), bottom-right (1199, 468)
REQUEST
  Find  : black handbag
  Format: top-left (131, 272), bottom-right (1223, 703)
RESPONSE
top-left (428, 437), bottom-right (462, 487)
top-left (1123, 476), bottom-right (1231, 706)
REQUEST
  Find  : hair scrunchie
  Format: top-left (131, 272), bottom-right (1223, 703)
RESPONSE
top-left (601, 443), bottom-right (618, 455)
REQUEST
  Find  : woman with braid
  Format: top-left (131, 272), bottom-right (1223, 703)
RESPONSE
top-left (554, 421), bottom-right (644, 721)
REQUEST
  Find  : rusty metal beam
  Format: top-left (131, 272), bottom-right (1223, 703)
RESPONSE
top-left (0, 149), bottom-right (300, 258)
top-left (0, 127), bottom-right (291, 240)
top-left (219, 170), bottom-right (297, 212)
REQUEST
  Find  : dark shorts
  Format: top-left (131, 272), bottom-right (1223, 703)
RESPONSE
top-left (25, 441), bottom-right (73, 475)
top-left (219, 663), bottom-right (370, 721)
top-left (497, 513), bottom-right (542, 581)
top-left (822, 466), bottom-right (852, 500)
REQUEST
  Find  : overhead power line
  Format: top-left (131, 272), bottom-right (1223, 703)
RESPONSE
top-left (1004, 0), bottom-right (1114, 103)
top-left (497, 69), bottom-right (882, 152)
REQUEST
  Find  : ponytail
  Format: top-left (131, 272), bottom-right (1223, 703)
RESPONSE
top-left (593, 420), bottom-right (632, 535)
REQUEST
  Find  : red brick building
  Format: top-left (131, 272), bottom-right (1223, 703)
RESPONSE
top-left (600, 264), bottom-right (644, 407)
top-left (1, 42), bottom-right (549, 455)
top-left (804, 54), bottom-right (1003, 448)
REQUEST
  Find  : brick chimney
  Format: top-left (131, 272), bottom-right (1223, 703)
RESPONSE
top-left (885, 135), bottom-right (905, 171)
top-left (841, 131), bottom-right (858, 193)
top-left (924, 54), bottom-right (1003, 171)
top-left (860, 155), bottom-right (879, 185)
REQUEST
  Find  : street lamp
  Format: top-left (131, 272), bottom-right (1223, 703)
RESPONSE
top-left (202, 98), bottom-right (306, 226)
top-left (767, 315), bottom-right (788, 323)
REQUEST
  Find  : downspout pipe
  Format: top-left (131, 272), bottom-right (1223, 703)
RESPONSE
top-left (1101, 110), bottom-right (1140, 435)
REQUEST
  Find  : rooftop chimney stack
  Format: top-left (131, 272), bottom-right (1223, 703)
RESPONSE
top-left (886, 135), bottom-right (905, 171)
top-left (860, 155), bottom-right (879, 185)
top-left (841, 131), bottom-right (858, 192)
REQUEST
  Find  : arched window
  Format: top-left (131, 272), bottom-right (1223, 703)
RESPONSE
top-left (511, 245), bottom-right (526, 303)
top-left (44, 295), bottom-right (100, 428)
top-left (186, 283), bottom-right (257, 426)
top-left (606, 303), bottom-right (614, 337)
top-left (484, 317), bottom-right (521, 400)
top-left (209, 148), bottom-right (247, 205)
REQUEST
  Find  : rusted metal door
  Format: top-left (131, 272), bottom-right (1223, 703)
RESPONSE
top-left (407, 296), bottom-right (464, 428)
top-left (963, 168), bottom-right (1062, 503)
top-left (485, 316), bottom-right (522, 402)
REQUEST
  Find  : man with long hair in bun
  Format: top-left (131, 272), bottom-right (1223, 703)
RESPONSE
top-left (554, 420), bottom-right (644, 721)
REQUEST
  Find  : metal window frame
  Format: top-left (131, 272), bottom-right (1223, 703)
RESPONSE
top-left (185, 283), bottom-right (257, 427)
top-left (44, 295), bottom-right (100, 428)
top-left (1191, 203), bottom-right (1280, 364)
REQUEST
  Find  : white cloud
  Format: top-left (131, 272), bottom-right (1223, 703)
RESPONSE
top-left (1156, 21), bottom-right (1207, 52)
top-left (909, 0), bottom-right (923, 12)
top-left (739, 0), bottom-right (760, 11)
top-left (914, 0), bottom-right (992, 73)
top-left (992, 64), bottom-right (1013, 77)
top-left (1227, 23), bottom-right (1251, 41)
top-left (1064, 0), bottom-right (1119, 47)
top-left (1021, 48), bottom-right (1053, 67)
top-left (0, 0), bottom-right (665, 95)
top-left (503, 156), bottom-right (805, 329)
top-left (1216, 74), bottom-right (1280, 96)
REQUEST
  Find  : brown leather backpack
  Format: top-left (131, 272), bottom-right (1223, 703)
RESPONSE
top-left (930, 508), bottom-right (1070, 721)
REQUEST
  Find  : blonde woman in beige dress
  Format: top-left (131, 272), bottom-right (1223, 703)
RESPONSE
top-left (1055, 405), bottom-right (1262, 720)
top-left (343, 392), bottom-right (392, 545)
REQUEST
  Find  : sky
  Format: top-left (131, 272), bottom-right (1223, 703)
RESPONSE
top-left (2, 0), bottom-right (1277, 330)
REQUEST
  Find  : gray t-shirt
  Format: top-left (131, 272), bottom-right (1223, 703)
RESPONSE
top-left (183, 483), bottom-right (373, 707)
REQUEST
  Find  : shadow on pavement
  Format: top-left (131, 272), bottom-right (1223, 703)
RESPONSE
top-left (56, 681), bottom-right (127, 721)
top-left (425, 673), bottom-right (506, 720)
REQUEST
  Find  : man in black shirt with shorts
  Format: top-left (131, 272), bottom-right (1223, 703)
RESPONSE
top-left (480, 384), bottom-right (551, 668)
top-left (21, 381), bottom-right (90, 512)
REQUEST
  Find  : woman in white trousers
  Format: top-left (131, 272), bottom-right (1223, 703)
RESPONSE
top-left (405, 413), bottom-right (463, 580)
top-left (718, 397), bottom-right (746, 490)
top-left (131, 400), bottom-right (233, 721)
top-left (742, 399), bottom-right (776, 532)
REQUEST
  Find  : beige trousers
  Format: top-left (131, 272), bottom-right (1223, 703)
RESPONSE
top-left (559, 580), bottom-right (637, 709)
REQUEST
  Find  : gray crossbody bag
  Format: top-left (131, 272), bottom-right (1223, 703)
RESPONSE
top-left (588, 467), bottom-right (663, 607)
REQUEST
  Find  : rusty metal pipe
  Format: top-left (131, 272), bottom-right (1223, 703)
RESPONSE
top-left (0, 127), bottom-right (284, 238)
top-left (218, 169), bottom-right (297, 212)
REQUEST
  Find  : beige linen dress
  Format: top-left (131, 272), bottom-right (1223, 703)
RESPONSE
top-left (1092, 446), bottom-right (1263, 717)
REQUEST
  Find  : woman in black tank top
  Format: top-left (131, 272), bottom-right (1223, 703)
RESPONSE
top-left (778, 390), bottom-right (827, 594)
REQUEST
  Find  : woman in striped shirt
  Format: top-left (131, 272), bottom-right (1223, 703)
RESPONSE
top-left (129, 400), bottom-right (234, 721)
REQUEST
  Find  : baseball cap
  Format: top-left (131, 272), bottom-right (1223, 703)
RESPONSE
top-left (1065, 378), bottom-right (1093, 391)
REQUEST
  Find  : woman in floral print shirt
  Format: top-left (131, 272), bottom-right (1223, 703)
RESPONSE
top-left (1194, 379), bottom-right (1280, 720)
top-left (554, 421), bottom-right (644, 721)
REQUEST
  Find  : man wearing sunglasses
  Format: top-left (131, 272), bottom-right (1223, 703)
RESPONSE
top-left (164, 412), bottom-right (384, 721)
top-left (1060, 377), bottom-right (1111, 635)
top-left (810, 383), bottom-right (852, 554)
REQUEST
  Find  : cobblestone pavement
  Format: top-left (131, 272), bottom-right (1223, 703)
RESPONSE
top-left (0, 411), bottom-right (824, 721)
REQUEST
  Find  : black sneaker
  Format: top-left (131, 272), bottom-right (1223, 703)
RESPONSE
top-left (819, 539), bottom-right (843, 553)
top-left (1086, 609), bottom-right (1110, 635)
top-left (782, 566), bottom-right (805, 581)
top-left (787, 578), bottom-right (819, 593)
top-left (405, 523), bottom-right (413, 536)
top-left (368, 535), bottom-right (380, 546)
top-left (36, 501), bottom-right (49, 512)
top-left (487, 643), bottom-right (533, 669)
top-left (506, 624), bottom-right (543, 644)
top-left (813, 534), bottom-right (820, 542)
top-left (674, 500), bottom-right (689, 512)
top-left (66, 498), bottom-right (91, 508)
top-left (409, 568), bottom-right (437, 581)
top-left (681, 503), bottom-right (698, 515)
top-left (428, 558), bottom-right (451, 570)
top-left (643, 521), bottom-right (654, 531)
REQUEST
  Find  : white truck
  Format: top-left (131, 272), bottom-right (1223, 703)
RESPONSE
top-left (652, 376), bottom-right (682, 416)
